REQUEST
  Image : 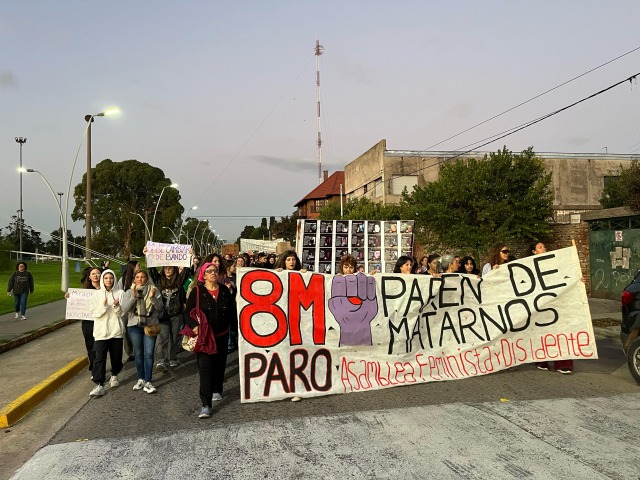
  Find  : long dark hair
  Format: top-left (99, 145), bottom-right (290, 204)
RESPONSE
top-left (122, 260), bottom-right (140, 291)
top-left (393, 256), bottom-right (413, 273)
top-left (460, 256), bottom-right (479, 275)
top-left (82, 267), bottom-right (103, 289)
top-left (159, 266), bottom-right (180, 290)
top-left (275, 250), bottom-right (302, 270)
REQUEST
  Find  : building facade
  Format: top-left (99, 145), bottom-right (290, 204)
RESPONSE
top-left (345, 139), bottom-right (637, 223)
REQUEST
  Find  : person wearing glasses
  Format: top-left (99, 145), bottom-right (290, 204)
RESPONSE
top-left (185, 262), bottom-right (236, 418)
top-left (482, 244), bottom-right (511, 277)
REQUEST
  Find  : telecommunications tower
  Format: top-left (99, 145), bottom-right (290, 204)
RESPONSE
top-left (315, 39), bottom-right (324, 184)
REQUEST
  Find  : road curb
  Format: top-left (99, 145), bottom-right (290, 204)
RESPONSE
top-left (0, 355), bottom-right (88, 428)
top-left (0, 319), bottom-right (76, 355)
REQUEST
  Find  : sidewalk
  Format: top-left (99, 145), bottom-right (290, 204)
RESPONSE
top-left (0, 300), bottom-right (67, 342)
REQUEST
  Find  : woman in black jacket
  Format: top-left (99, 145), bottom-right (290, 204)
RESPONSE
top-left (149, 265), bottom-right (190, 370)
top-left (184, 261), bottom-right (236, 419)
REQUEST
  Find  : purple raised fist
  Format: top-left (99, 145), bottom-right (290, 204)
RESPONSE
top-left (328, 273), bottom-right (378, 346)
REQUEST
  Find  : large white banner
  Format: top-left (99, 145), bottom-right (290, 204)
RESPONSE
top-left (145, 241), bottom-right (192, 268)
top-left (237, 247), bottom-right (597, 403)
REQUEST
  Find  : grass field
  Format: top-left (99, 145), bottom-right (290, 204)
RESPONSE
top-left (1, 260), bottom-right (94, 315)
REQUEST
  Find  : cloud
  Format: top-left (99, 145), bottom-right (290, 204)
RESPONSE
top-left (0, 71), bottom-right (17, 87)
top-left (252, 155), bottom-right (316, 173)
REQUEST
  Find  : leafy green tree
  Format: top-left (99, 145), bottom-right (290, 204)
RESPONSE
top-left (3, 216), bottom-right (45, 254)
top-left (599, 160), bottom-right (640, 210)
top-left (72, 159), bottom-right (183, 258)
top-left (318, 197), bottom-right (402, 221)
top-left (400, 147), bottom-right (553, 254)
top-left (270, 213), bottom-right (300, 243)
top-left (43, 229), bottom-right (75, 256)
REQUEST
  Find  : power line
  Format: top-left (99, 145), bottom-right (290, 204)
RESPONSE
top-left (349, 71), bottom-right (640, 201)
top-left (418, 44), bottom-right (640, 152)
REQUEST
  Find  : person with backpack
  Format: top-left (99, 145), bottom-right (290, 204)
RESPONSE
top-left (149, 265), bottom-right (190, 370)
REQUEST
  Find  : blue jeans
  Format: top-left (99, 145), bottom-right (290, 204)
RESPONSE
top-left (14, 293), bottom-right (28, 316)
top-left (128, 325), bottom-right (157, 382)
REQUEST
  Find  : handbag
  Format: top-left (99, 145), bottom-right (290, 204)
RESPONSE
top-left (180, 286), bottom-right (219, 355)
top-left (144, 324), bottom-right (161, 336)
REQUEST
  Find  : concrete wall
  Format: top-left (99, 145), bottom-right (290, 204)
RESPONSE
top-left (345, 140), bottom-right (636, 215)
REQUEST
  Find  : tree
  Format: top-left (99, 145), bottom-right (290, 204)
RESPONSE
top-left (72, 159), bottom-right (183, 258)
top-left (599, 160), bottom-right (640, 210)
top-left (3, 216), bottom-right (45, 254)
top-left (43, 229), bottom-right (75, 256)
top-left (318, 197), bottom-right (402, 221)
top-left (400, 147), bottom-right (553, 254)
top-left (270, 213), bottom-right (300, 243)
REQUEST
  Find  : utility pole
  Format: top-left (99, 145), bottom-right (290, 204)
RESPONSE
top-left (57, 192), bottom-right (64, 258)
top-left (315, 39), bottom-right (324, 184)
top-left (15, 137), bottom-right (27, 260)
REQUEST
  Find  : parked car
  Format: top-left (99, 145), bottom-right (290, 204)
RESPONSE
top-left (621, 271), bottom-right (640, 384)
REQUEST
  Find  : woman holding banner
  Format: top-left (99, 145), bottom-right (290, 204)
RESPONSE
top-left (184, 262), bottom-right (235, 418)
top-left (149, 265), bottom-right (190, 370)
top-left (66, 267), bottom-right (102, 378)
top-left (529, 242), bottom-right (574, 374)
top-left (482, 243), bottom-right (511, 276)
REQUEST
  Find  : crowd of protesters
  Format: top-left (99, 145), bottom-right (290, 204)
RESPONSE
top-left (66, 239), bottom-right (572, 420)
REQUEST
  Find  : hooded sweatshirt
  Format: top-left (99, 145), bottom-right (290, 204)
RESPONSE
top-left (90, 269), bottom-right (125, 340)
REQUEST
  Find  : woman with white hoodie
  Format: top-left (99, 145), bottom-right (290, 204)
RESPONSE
top-left (89, 269), bottom-right (125, 397)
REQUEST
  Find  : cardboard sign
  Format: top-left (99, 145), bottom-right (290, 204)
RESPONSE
top-left (145, 241), bottom-right (192, 268)
top-left (237, 247), bottom-right (597, 403)
top-left (65, 288), bottom-right (96, 320)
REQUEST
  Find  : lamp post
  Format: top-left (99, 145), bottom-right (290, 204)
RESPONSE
top-left (131, 212), bottom-right (151, 242)
top-left (178, 205), bottom-right (198, 241)
top-left (84, 109), bottom-right (119, 260)
top-left (57, 192), bottom-right (64, 258)
top-left (24, 169), bottom-right (68, 291)
top-left (15, 137), bottom-right (27, 260)
top-left (191, 219), bottom-right (206, 252)
top-left (150, 183), bottom-right (178, 241)
top-left (163, 226), bottom-right (178, 243)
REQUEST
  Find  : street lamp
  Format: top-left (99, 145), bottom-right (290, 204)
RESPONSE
top-left (84, 108), bottom-right (119, 260)
top-left (178, 205), bottom-right (198, 241)
top-left (163, 226), bottom-right (178, 243)
top-left (24, 168), bottom-right (68, 291)
top-left (15, 137), bottom-right (27, 260)
top-left (150, 183), bottom-right (178, 241)
top-left (57, 192), bottom-right (64, 258)
top-left (131, 212), bottom-right (151, 242)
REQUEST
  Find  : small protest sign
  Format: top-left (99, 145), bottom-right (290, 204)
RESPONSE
top-left (65, 288), bottom-right (95, 320)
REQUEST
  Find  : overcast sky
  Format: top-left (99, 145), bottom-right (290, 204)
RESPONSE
top-left (2, 1), bottom-right (640, 250)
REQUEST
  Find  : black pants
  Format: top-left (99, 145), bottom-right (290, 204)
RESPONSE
top-left (93, 338), bottom-right (124, 386)
top-left (81, 320), bottom-right (95, 372)
top-left (196, 333), bottom-right (228, 408)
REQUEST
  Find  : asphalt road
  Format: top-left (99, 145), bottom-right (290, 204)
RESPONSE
top-left (3, 300), bottom-right (640, 479)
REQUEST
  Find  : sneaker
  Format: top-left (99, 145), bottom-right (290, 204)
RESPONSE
top-left (211, 393), bottom-right (222, 402)
top-left (89, 385), bottom-right (105, 397)
top-left (169, 360), bottom-right (180, 368)
top-left (291, 396), bottom-right (302, 402)
top-left (536, 365), bottom-right (549, 371)
top-left (156, 362), bottom-right (168, 372)
top-left (198, 407), bottom-right (212, 418)
top-left (21, 315), bottom-right (26, 320)
top-left (557, 369), bottom-right (573, 375)
top-left (143, 382), bottom-right (157, 394)
top-left (14, 313), bottom-right (19, 319)
top-left (132, 379), bottom-right (146, 391)
top-left (109, 375), bottom-right (120, 387)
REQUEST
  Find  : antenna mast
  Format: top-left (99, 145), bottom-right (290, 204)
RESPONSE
top-left (315, 39), bottom-right (324, 184)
